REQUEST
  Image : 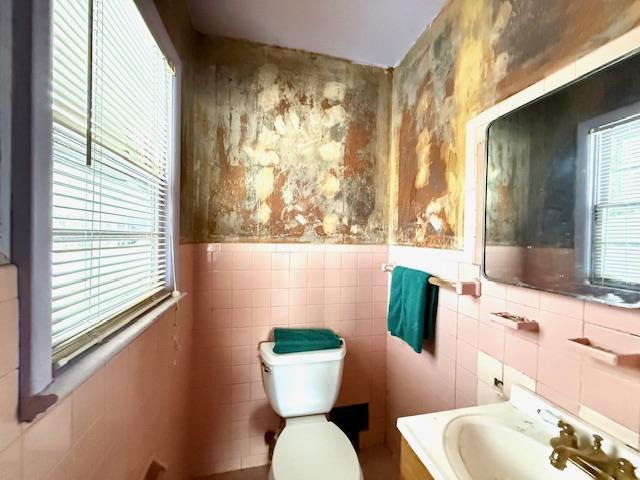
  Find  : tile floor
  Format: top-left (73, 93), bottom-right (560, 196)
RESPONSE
top-left (195, 444), bottom-right (399, 480)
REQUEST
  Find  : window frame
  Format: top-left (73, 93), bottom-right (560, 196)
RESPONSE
top-left (575, 101), bottom-right (640, 292)
top-left (13, 0), bottom-right (182, 421)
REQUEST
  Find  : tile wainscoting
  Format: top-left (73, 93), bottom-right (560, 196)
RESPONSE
top-left (186, 243), bottom-right (389, 476)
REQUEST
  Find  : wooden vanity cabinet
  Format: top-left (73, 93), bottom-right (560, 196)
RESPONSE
top-left (400, 437), bottom-right (435, 480)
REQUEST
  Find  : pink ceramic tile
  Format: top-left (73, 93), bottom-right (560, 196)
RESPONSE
top-left (0, 266), bottom-right (17, 303)
top-left (437, 307), bottom-right (457, 337)
top-left (455, 366), bottom-right (477, 409)
top-left (251, 307), bottom-right (270, 326)
top-left (232, 252), bottom-right (252, 270)
top-left (581, 364), bottom-right (640, 430)
top-left (289, 305), bottom-right (307, 324)
top-left (0, 300), bottom-right (19, 378)
top-left (232, 290), bottom-right (252, 308)
top-left (479, 294), bottom-right (507, 323)
top-left (305, 305), bottom-right (324, 324)
top-left (251, 252), bottom-right (272, 270)
top-left (324, 287), bottom-right (340, 305)
top-left (270, 289), bottom-right (289, 307)
top-left (232, 309), bottom-right (252, 328)
top-left (537, 309), bottom-right (583, 351)
top-left (324, 269), bottom-right (341, 287)
top-left (356, 303), bottom-right (373, 320)
top-left (232, 271), bottom-right (253, 290)
top-left (373, 302), bottom-right (387, 318)
top-left (478, 321), bottom-right (505, 361)
top-left (231, 347), bottom-right (252, 366)
top-left (340, 303), bottom-right (357, 321)
top-left (271, 253), bottom-right (290, 270)
top-left (357, 253), bottom-right (373, 270)
top-left (504, 333), bottom-right (538, 378)
top-left (340, 287), bottom-right (358, 305)
top-left (340, 269), bottom-right (357, 287)
top-left (290, 253), bottom-right (308, 270)
top-left (251, 271), bottom-right (272, 290)
top-left (583, 323), bottom-right (640, 357)
top-left (357, 286), bottom-right (373, 303)
top-left (289, 270), bottom-right (307, 288)
top-left (584, 302), bottom-right (640, 337)
top-left (506, 285), bottom-right (540, 309)
top-left (211, 252), bottom-right (234, 271)
top-left (373, 285), bottom-right (387, 303)
top-left (72, 369), bottom-right (105, 442)
top-left (323, 305), bottom-right (340, 323)
top-left (0, 372), bottom-right (21, 453)
top-left (307, 270), bottom-right (324, 288)
top-left (23, 397), bottom-right (73, 480)
top-left (536, 383), bottom-right (579, 414)
top-left (341, 253), bottom-right (358, 269)
top-left (357, 269), bottom-right (373, 286)
top-left (537, 346), bottom-right (581, 399)
top-left (307, 288), bottom-right (324, 305)
top-left (539, 292), bottom-right (584, 319)
top-left (0, 438), bottom-right (21, 480)
top-left (307, 252), bottom-right (325, 269)
top-left (325, 252), bottom-right (341, 269)
top-left (251, 326), bottom-right (272, 345)
top-left (456, 340), bottom-right (478, 374)
top-left (458, 296), bottom-right (480, 319)
top-left (457, 313), bottom-right (479, 347)
top-left (270, 271), bottom-right (289, 289)
top-left (270, 306), bottom-right (289, 325)
top-left (251, 290), bottom-right (271, 308)
top-left (288, 288), bottom-right (307, 306)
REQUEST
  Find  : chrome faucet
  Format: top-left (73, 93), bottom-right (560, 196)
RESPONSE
top-left (549, 422), bottom-right (638, 480)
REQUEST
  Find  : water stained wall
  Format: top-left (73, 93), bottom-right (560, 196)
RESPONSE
top-left (390, 0), bottom-right (640, 249)
top-left (184, 37), bottom-right (391, 244)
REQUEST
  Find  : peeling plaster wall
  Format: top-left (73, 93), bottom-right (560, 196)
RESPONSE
top-left (186, 37), bottom-right (391, 244)
top-left (390, 0), bottom-right (640, 249)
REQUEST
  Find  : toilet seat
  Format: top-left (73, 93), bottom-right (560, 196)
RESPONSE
top-left (271, 416), bottom-right (362, 480)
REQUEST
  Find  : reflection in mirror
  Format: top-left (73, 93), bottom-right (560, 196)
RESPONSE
top-left (484, 49), bottom-right (640, 308)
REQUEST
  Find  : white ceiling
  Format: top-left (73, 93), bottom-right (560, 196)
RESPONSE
top-left (186, 0), bottom-right (447, 67)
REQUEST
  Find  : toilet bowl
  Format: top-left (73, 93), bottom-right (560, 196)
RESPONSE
top-left (259, 340), bottom-right (363, 480)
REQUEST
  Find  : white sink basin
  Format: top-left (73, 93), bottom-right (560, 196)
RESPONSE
top-left (396, 386), bottom-right (640, 480)
top-left (444, 415), bottom-right (576, 480)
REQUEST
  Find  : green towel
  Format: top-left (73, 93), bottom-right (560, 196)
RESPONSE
top-left (272, 328), bottom-right (343, 354)
top-left (387, 266), bottom-right (439, 353)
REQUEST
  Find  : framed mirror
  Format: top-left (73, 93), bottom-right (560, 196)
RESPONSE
top-left (484, 49), bottom-right (640, 308)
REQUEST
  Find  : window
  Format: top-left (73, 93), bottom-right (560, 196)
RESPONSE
top-left (588, 113), bottom-right (640, 289)
top-left (51, 0), bottom-right (174, 366)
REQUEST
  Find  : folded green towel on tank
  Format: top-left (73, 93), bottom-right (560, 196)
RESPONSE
top-left (272, 327), bottom-right (343, 354)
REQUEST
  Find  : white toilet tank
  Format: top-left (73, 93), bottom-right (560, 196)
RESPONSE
top-left (259, 340), bottom-right (346, 418)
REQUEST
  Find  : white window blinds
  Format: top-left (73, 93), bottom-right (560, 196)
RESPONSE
top-left (589, 114), bottom-right (640, 289)
top-left (51, 0), bottom-right (173, 365)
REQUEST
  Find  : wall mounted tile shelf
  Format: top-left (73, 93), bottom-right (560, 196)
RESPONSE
top-left (488, 312), bottom-right (539, 331)
top-left (569, 337), bottom-right (640, 367)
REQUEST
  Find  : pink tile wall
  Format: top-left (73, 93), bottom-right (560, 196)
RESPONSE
top-left (385, 245), bottom-right (640, 456)
top-left (188, 243), bottom-right (389, 476)
top-left (0, 244), bottom-right (195, 480)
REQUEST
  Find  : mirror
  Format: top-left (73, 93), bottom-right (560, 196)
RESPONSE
top-left (484, 49), bottom-right (640, 308)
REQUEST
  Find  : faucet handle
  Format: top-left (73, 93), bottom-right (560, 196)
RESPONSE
top-left (558, 420), bottom-right (575, 435)
top-left (592, 434), bottom-right (603, 450)
top-left (614, 458), bottom-right (638, 480)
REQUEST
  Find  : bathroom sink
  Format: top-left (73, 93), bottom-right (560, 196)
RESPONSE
top-left (443, 415), bottom-right (582, 480)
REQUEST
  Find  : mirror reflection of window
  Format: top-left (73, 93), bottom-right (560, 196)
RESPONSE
top-left (588, 114), bottom-right (640, 289)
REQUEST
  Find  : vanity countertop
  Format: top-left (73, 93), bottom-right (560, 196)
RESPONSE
top-left (397, 386), bottom-right (640, 480)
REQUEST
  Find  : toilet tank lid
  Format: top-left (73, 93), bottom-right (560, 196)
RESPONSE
top-left (259, 340), bottom-right (346, 366)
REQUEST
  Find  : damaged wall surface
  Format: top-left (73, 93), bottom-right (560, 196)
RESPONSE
top-left (184, 37), bottom-right (391, 244)
top-left (390, 0), bottom-right (640, 248)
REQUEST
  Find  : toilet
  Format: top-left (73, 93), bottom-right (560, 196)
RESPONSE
top-left (259, 339), bottom-right (363, 480)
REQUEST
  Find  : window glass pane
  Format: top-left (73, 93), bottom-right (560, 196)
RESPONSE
top-left (51, 0), bottom-right (173, 362)
top-left (590, 115), bottom-right (640, 287)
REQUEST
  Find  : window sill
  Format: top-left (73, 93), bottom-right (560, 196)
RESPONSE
top-left (21, 292), bottom-right (186, 422)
